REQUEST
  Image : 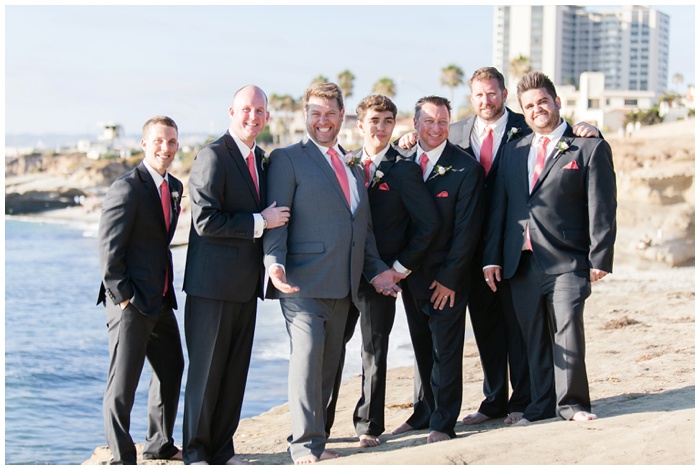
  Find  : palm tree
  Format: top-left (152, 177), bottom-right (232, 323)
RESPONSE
top-left (372, 77), bottom-right (396, 99)
top-left (311, 74), bottom-right (329, 84)
top-left (337, 69), bottom-right (356, 101)
top-left (508, 54), bottom-right (532, 82)
top-left (672, 73), bottom-right (684, 92)
top-left (440, 64), bottom-right (464, 110)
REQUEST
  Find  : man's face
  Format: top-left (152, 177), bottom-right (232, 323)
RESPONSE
top-left (229, 86), bottom-right (270, 146)
top-left (141, 123), bottom-right (179, 176)
top-left (304, 96), bottom-right (345, 147)
top-left (357, 109), bottom-right (395, 152)
top-left (519, 87), bottom-right (562, 135)
top-left (470, 78), bottom-right (507, 124)
top-left (414, 102), bottom-right (450, 152)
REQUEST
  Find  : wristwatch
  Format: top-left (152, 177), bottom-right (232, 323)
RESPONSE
top-left (262, 217), bottom-right (268, 229)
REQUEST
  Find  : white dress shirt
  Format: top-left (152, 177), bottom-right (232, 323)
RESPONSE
top-left (528, 118), bottom-right (568, 188)
top-left (415, 140), bottom-right (447, 182)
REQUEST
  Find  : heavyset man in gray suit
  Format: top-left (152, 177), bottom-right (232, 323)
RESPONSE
top-left (97, 115), bottom-right (185, 464)
top-left (182, 85), bottom-right (290, 464)
top-left (263, 82), bottom-right (401, 464)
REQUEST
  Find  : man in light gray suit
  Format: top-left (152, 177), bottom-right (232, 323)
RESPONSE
top-left (264, 82), bottom-right (402, 464)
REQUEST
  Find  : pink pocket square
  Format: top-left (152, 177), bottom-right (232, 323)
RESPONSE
top-left (378, 182), bottom-right (391, 191)
top-left (562, 161), bottom-right (579, 170)
top-left (436, 191), bottom-right (449, 198)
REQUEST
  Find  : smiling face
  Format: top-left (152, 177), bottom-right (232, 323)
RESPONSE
top-left (229, 85), bottom-right (270, 147)
top-left (470, 78), bottom-right (507, 124)
top-left (414, 102), bottom-right (450, 152)
top-left (304, 96), bottom-right (345, 147)
top-left (141, 123), bottom-right (179, 176)
top-left (357, 109), bottom-right (395, 155)
top-left (519, 87), bottom-right (562, 135)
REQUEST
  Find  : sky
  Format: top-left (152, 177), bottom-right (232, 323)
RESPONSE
top-left (3, 3), bottom-right (697, 137)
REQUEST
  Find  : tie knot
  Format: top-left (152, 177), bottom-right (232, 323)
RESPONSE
top-left (485, 127), bottom-right (493, 136)
top-left (540, 136), bottom-right (550, 147)
top-left (363, 159), bottom-right (372, 168)
top-left (420, 153), bottom-right (429, 164)
top-left (160, 179), bottom-right (167, 189)
top-left (327, 148), bottom-right (339, 159)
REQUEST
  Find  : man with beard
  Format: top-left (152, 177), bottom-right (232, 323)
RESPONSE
top-left (483, 71), bottom-right (616, 425)
top-left (263, 82), bottom-right (402, 464)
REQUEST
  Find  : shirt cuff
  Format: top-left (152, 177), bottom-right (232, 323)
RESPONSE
top-left (483, 265), bottom-right (502, 271)
top-left (392, 260), bottom-right (411, 276)
top-left (253, 213), bottom-right (265, 238)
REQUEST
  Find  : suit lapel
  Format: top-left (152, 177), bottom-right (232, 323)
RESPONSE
top-left (533, 124), bottom-right (575, 193)
top-left (255, 146), bottom-right (267, 207)
top-left (302, 136), bottom-right (352, 210)
top-left (515, 133), bottom-right (535, 196)
top-left (136, 163), bottom-right (169, 233)
top-left (224, 132), bottom-right (261, 207)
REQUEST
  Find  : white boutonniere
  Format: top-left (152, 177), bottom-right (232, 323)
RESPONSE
top-left (428, 165), bottom-right (464, 181)
top-left (171, 190), bottom-right (182, 213)
top-left (371, 169), bottom-right (384, 186)
top-left (345, 153), bottom-right (360, 168)
top-left (260, 150), bottom-right (270, 169)
top-left (506, 127), bottom-right (521, 141)
top-left (554, 140), bottom-right (570, 159)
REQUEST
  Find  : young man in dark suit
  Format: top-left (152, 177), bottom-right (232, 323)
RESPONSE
top-left (182, 85), bottom-right (290, 464)
top-left (97, 115), bottom-right (184, 464)
top-left (483, 71), bottom-right (616, 425)
top-left (325, 95), bottom-right (440, 448)
top-left (391, 96), bottom-right (485, 443)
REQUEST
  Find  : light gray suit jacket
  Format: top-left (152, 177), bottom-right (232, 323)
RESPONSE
top-left (263, 136), bottom-right (387, 301)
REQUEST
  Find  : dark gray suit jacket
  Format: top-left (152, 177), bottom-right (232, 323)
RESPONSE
top-left (263, 136), bottom-right (387, 301)
top-left (97, 162), bottom-right (183, 316)
top-left (183, 131), bottom-right (267, 303)
top-left (484, 123), bottom-right (617, 279)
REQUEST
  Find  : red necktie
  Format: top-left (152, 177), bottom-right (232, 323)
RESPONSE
top-left (480, 127), bottom-right (493, 175)
top-left (160, 179), bottom-right (170, 295)
top-left (363, 159), bottom-right (372, 187)
top-left (246, 151), bottom-right (260, 198)
top-left (419, 153), bottom-right (429, 180)
top-left (328, 148), bottom-right (351, 207)
top-left (531, 136), bottom-right (549, 191)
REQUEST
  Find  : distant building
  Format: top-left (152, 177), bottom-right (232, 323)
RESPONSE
top-left (493, 5), bottom-right (670, 95)
top-left (86, 122), bottom-right (132, 159)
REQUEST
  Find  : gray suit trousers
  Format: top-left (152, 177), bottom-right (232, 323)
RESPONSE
top-left (103, 299), bottom-right (184, 464)
top-left (281, 297), bottom-right (350, 462)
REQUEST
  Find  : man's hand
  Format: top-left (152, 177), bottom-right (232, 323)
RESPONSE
top-left (398, 132), bottom-right (418, 149)
top-left (261, 201), bottom-right (291, 229)
top-left (268, 264), bottom-right (300, 293)
top-left (572, 122), bottom-right (600, 138)
top-left (120, 299), bottom-right (130, 310)
top-left (429, 280), bottom-right (455, 310)
top-left (371, 269), bottom-right (405, 297)
top-left (590, 269), bottom-right (608, 282)
top-left (483, 266), bottom-right (502, 293)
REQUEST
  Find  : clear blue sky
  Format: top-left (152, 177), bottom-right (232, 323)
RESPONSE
top-left (4, 4), bottom-right (696, 136)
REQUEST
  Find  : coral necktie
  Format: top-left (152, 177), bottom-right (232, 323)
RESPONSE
top-left (363, 159), bottom-right (372, 187)
top-left (247, 151), bottom-right (259, 199)
top-left (328, 148), bottom-right (351, 206)
top-left (160, 179), bottom-right (170, 294)
top-left (531, 136), bottom-right (550, 190)
top-left (420, 153), bottom-right (429, 181)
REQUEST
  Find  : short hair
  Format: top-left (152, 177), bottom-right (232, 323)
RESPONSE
top-left (303, 82), bottom-right (344, 111)
top-left (355, 94), bottom-right (398, 121)
top-left (233, 85), bottom-right (268, 108)
top-left (142, 115), bottom-right (178, 138)
top-left (516, 71), bottom-right (558, 104)
top-left (414, 95), bottom-right (451, 120)
top-left (470, 67), bottom-right (506, 91)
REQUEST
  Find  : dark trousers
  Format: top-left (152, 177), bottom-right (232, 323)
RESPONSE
top-left (510, 252), bottom-right (592, 421)
top-left (103, 298), bottom-right (184, 464)
top-left (326, 278), bottom-right (397, 437)
top-left (182, 295), bottom-right (256, 464)
top-left (467, 265), bottom-right (530, 417)
top-left (401, 287), bottom-right (467, 437)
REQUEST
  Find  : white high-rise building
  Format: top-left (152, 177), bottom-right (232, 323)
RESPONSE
top-left (493, 5), bottom-right (670, 96)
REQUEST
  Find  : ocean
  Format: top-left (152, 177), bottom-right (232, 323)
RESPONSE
top-left (3, 217), bottom-right (419, 465)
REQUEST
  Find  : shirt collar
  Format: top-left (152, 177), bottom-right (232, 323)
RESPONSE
top-left (229, 130), bottom-right (257, 158)
top-left (416, 139), bottom-right (447, 165)
top-left (534, 118), bottom-right (567, 146)
top-left (362, 144), bottom-right (390, 167)
top-left (142, 159), bottom-right (167, 188)
top-left (307, 133), bottom-right (343, 158)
